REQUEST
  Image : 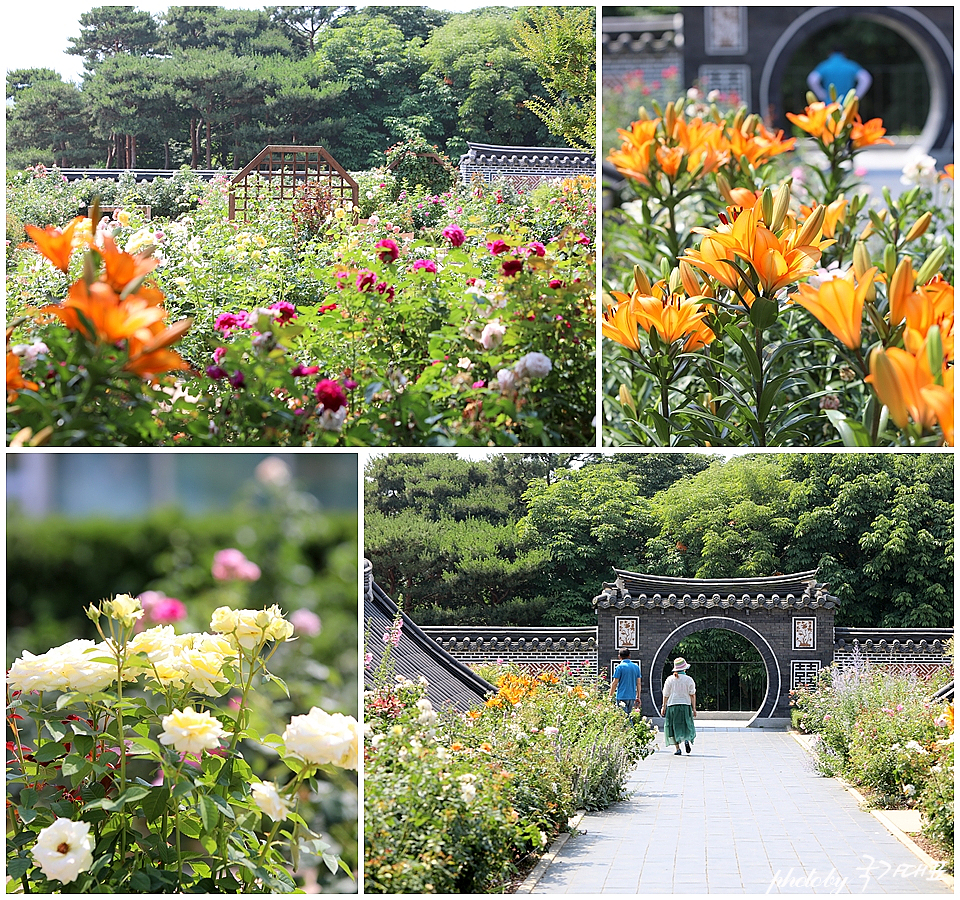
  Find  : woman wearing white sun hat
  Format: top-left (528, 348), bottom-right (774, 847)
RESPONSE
top-left (661, 657), bottom-right (697, 756)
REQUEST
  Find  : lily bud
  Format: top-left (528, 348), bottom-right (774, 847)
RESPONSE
top-left (883, 244), bottom-right (898, 278)
top-left (888, 256), bottom-right (914, 324)
top-left (770, 182), bottom-right (792, 232)
top-left (853, 242), bottom-right (872, 279)
top-left (760, 187), bottom-right (774, 227)
top-left (664, 101), bottom-right (676, 135)
top-left (868, 348), bottom-right (909, 430)
top-left (805, 90), bottom-right (819, 106)
top-left (903, 211), bottom-right (933, 243)
top-left (715, 172), bottom-right (733, 204)
top-left (915, 246), bottom-right (948, 286)
top-left (633, 265), bottom-right (651, 295)
top-left (840, 95), bottom-right (859, 129)
top-left (668, 266), bottom-right (682, 294)
top-left (795, 205), bottom-right (826, 246)
top-left (619, 383), bottom-right (637, 416)
top-left (679, 260), bottom-right (701, 297)
top-left (925, 326), bottom-right (945, 386)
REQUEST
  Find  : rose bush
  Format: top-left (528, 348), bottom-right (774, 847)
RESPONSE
top-left (604, 90), bottom-right (954, 447)
top-left (7, 167), bottom-right (595, 447)
top-left (7, 594), bottom-right (359, 893)
top-left (364, 632), bottom-right (657, 894)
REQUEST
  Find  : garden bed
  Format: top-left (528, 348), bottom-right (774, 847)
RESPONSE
top-left (6, 167), bottom-right (595, 447)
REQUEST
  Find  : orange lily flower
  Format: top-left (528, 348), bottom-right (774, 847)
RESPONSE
top-left (124, 319), bottom-right (193, 380)
top-left (23, 217), bottom-right (87, 272)
top-left (727, 122), bottom-right (795, 166)
top-left (97, 236), bottom-right (159, 294)
top-left (866, 345), bottom-right (948, 438)
top-left (6, 327), bottom-right (39, 403)
top-left (850, 116), bottom-right (893, 149)
top-left (43, 281), bottom-right (167, 345)
top-left (793, 267), bottom-right (876, 349)
top-left (607, 282), bottom-right (714, 351)
top-left (902, 276), bottom-right (954, 361)
top-left (942, 164), bottom-right (954, 181)
top-left (786, 102), bottom-right (842, 145)
top-left (655, 144), bottom-right (684, 178)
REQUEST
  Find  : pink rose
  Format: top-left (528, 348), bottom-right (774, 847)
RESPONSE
top-left (212, 548), bottom-right (261, 582)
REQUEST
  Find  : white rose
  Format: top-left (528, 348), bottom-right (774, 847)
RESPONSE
top-left (32, 818), bottom-right (94, 884)
top-left (176, 648), bottom-right (230, 696)
top-left (160, 707), bottom-right (225, 755)
top-left (496, 368), bottom-right (516, 392)
top-left (283, 707), bottom-right (360, 770)
top-left (515, 351), bottom-right (552, 379)
top-left (264, 605), bottom-right (295, 642)
top-left (251, 781), bottom-right (290, 821)
top-left (479, 319), bottom-right (506, 350)
top-left (210, 607), bottom-right (239, 635)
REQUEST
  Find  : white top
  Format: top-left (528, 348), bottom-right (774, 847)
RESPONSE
top-left (663, 672), bottom-right (696, 706)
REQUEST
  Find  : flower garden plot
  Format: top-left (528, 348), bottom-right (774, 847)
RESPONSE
top-left (364, 628), bottom-right (657, 894)
top-left (603, 91), bottom-right (953, 447)
top-left (7, 594), bottom-right (359, 893)
top-left (6, 169), bottom-right (595, 447)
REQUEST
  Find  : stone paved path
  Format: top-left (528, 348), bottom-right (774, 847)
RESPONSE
top-left (532, 728), bottom-right (951, 894)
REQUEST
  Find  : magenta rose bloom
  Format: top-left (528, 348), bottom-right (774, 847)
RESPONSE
top-left (291, 364), bottom-right (321, 377)
top-left (356, 270), bottom-right (377, 291)
top-left (375, 238), bottom-right (399, 263)
top-left (527, 241), bottom-right (546, 257)
top-left (269, 301), bottom-right (297, 324)
top-left (228, 370), bottom-right (245, 389)
top-left (314, 378), bottom-right (347, 411)
top-left (206, 365), bottom-right (228, 380)
top-left (442, 224), bottom-right (466, 247)
top-left (487, 239), bottom-right (510, 255)
top-left (413, 259), bottom-right (437, 274)
top-left (214, 312), bottom-right (244, 335)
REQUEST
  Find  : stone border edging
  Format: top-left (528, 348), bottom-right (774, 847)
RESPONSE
top-left (516, 810), bottom-right (586, 893)
top-left (788, 730), bottom-right (954, 890)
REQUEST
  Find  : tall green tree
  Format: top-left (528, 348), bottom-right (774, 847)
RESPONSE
top-left (6, 73), bottom-right (92, 167)
top-left (514, 6), bottom-right (597, 150)
top-left (67, 6), bottom-right (159, 71)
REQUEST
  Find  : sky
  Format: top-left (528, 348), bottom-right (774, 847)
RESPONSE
top-left (3, 1), bottom-right (534, 85)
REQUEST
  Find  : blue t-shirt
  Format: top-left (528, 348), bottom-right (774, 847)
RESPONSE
top-left (613, 660), bottom-right (641, 700)
top-left (814, 53), bottom-right (863, 98)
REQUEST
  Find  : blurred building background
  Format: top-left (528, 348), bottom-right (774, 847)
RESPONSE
top-left (7, 452), bottom-right (358, 517)
top-left (602, 6), bottom-right (953, 165)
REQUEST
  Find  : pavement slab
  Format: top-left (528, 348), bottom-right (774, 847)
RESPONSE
top-left (531, 729), bottom-right (951, 894)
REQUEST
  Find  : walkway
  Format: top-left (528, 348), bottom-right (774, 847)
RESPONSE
top-left (531, 727), bottom-right (951, 894)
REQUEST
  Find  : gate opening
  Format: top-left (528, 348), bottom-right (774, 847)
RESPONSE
top-left (662, 629), bottom-right (766, 715)
top-left (780, 19), bottom-right (930, 137)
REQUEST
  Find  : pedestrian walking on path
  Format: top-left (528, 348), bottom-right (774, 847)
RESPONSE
top-left (661, 656), bottom-right (696, 755)
top-left (609, 648), bottom-right (641, 715)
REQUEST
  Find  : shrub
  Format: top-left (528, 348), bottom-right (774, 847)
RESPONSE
top-left (920, 738), bottom-right (954, 872)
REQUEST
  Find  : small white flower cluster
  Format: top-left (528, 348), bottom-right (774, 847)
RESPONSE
top-left (251, 780), bottom-right (291, 821)
top-left (457, 772), bottom-right (478, 803)
top-left (416, 697), bottom-right (438, 727)
top-left (900, 154), bottom-right (938, 189)
top-left (11, 340), bottom-right (49, 369)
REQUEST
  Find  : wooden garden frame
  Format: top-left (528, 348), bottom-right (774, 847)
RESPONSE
top-left (228, 145), bottom-right (359, 221)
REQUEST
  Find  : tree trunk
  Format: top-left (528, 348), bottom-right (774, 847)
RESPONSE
top-left (106, 137), bottom-right (114, 168)
top-left (165, 140), bottom-right (170, 169)
top-left (190, 117), bottom-right (199, 169)
top-left (205, 114), bottom-right (212, 169)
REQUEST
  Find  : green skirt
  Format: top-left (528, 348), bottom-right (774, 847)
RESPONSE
top-left (664, 704), bottom-right (696, 746)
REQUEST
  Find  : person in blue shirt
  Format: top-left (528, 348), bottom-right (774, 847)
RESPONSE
top-left (808, 48), bottom-right (872, 102)
top-left (608, 648), bottom-right (642, 715)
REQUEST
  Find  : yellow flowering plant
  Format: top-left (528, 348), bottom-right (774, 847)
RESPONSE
top-left (6, 595), bottom-right (358, 893)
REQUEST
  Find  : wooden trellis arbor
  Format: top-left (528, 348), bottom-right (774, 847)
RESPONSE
top-left (228, 145), bottom-right (359, 221)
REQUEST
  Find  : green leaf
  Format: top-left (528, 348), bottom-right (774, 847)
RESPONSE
top-left (44, 720), bottom-right (68, 742)
top-left (129, 870), bottom-right (151, 892)
top-left (198, 794), bottom-right (219, 832)
top-left (107, 785), bottom-right (150, 811)
top-left (7, 856), bottom-right (30, 879)
top-left (61, 754), bottom-right (88, 776)
top-left (73, 733), bottom-right (95, 756)
top-left (141, 786), bottom-right (170, 823)
top-left (34, 741), bottom-right (68, 763)
top-left (17, 806), bottom-right (38, 825)
top-left (55, 692), bottom-right (81, 710)
top-left (825, 409), bottom-right (874, 447)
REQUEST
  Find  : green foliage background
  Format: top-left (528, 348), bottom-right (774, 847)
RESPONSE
top-left (364, 452), bottom-right (954, 629)
top-left (7, 5), bottom-right (595, 172)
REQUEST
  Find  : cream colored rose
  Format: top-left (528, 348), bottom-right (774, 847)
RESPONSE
top-left (104, 593), bottom-right (144, 628)
top-left (127, 625), bottom-right (178, 662)
top-left (160, 707), bottom-right (225, 755)
top-left (282, 708), bottom-right (359, 770)
top-left (176, 648), bottom-right (230, 696)
top-left (8, 640), bottom-right (117, 694)
top-left (251, 781), bottom-right (290, 821)
top-left (32, 818), bottom-right (94, 884)
top-left (210, 606), bottom-right (239, 635)
top-left (265, 605), bottom-right (294, 642)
